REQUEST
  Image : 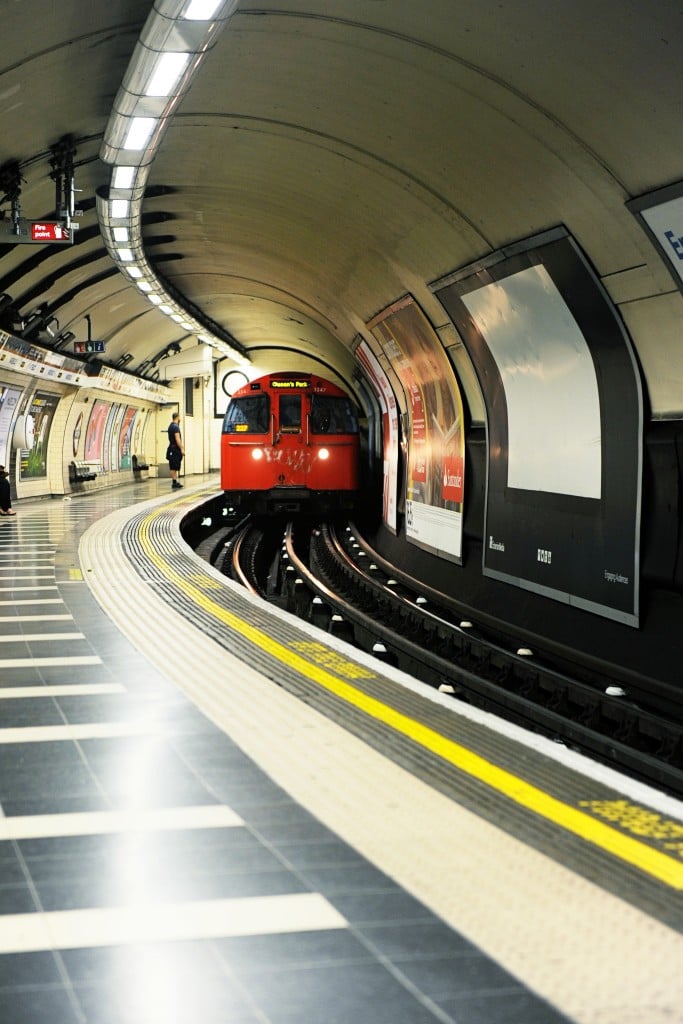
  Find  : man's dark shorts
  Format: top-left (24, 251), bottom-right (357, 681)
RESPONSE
top-left (169, 449), bottom-right (183, 471)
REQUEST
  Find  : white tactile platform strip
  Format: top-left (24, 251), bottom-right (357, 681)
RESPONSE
top-left (79, 486), bottom-right (683, 1024)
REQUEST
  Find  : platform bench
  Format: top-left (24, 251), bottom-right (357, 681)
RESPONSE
top-left (69, 460), bottom-right (100, 483)
top-left (132, 454), bottom-right (149, 479)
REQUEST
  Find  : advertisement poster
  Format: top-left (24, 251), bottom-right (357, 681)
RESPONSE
top-left (368, 296), bottom-right (465, 563)
top-left (102, 403), bottom-right (122, 472)
top-left (356, 340), bottom-right (399, 532)
top-left (433, 230), bottom-right (642, 626)
top-left (19, 390), bottom-right (60, 479)
top-left (0, 384), bottom-right (22, 468)
top-left (118, 407), bottom-right (137, 469)
top-left (84, 400), bottom-right (110, 463)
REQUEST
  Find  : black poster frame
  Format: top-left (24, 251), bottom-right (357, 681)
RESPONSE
top-left (432, 229), bottom-right (643, 626)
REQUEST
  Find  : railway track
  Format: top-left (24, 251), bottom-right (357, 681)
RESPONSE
top-left (194, 513), bottom-right (683, 798)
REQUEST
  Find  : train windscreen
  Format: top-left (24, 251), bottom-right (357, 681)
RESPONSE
top-left (310, 395), bottom-right (358, 434)
top-left (222, 394), bottom-right (269, 433)
top-left (279, 395), bottom-right (302, 432)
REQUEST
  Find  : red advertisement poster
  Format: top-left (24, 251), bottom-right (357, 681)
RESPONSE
top-left (368, 296), bottom-right (465, 563)
top-left (84, 400), bottom-right (109, 462)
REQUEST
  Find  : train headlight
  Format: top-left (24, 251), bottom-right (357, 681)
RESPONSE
top-left (318, 448), bottom-right (330, 460)
top-left (251, 448), bottom-right (264, 460)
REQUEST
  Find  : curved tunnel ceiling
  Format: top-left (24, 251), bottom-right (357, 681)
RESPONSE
top-left (1, 1), bottom-right (682, 412)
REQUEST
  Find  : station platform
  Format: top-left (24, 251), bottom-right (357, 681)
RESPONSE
top-left (0, 475), bottom-right (682, 1024)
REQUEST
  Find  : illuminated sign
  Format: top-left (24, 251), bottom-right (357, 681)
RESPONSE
top-left (74, 341), bottom-right (105, 355)
top-left (270, 379), bottom-right (310, 389)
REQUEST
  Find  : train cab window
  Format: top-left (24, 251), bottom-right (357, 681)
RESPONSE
top-left (279, 395), bottom-right (301, 432)
top-left (310, 395), bottom-right (358, 434)
top-left (222, 394), bottom-right (269, 434)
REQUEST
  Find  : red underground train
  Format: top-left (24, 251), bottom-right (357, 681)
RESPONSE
top-left (220, 372), bottom-right (360, 515)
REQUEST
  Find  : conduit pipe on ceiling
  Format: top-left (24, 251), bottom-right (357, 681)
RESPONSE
top-left (96, 0), bottom-right (249, 366)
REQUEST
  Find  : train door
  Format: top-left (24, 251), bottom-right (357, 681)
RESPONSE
top-left (276, 393), bottom-right (307, 486)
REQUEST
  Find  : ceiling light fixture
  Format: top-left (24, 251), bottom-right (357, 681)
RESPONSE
top-left (96, 0), bottom-right (249, 369)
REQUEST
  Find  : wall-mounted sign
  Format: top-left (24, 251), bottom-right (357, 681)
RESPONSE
top-left (1, 218), bottom-right (73, 245)
top-left (74, 341), bottom-right (105, 354)
top-left (627, 180), bottom-right (683, 292)
top-left (31, 222), bottom-right (71, 242)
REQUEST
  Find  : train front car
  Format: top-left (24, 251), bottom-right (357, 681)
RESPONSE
top-left (221, 373), bottom-right (360, 515)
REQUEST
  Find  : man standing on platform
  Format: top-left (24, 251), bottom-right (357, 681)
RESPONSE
top-left (167, 412), bottom-right (185, 489)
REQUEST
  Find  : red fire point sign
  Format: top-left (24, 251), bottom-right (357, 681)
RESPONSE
top-left (31, 222), bottom-right (70, 242)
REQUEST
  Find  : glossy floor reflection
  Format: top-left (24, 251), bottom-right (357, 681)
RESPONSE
top-left (0, 488), bottom-right (570, 1023)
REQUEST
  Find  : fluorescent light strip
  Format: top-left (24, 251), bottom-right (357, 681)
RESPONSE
top-left (184, 0), bottom-right (225, 18)
top-left (97, 0), bottom-right (250, 368)
top-left (146, 52), bottom-right (191, 97)
top-left (113, 166), bottom-right (136, 189)
top-left (123, 116), bottom-right (156, 150)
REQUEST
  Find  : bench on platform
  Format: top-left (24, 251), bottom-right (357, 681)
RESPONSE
top-left (132, 454), bottom-right (149, 479)
top-left (69, 460), bottom-right (100, 483)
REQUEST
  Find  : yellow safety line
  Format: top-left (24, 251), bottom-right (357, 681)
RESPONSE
top-left (139, 507), bottom-right (683, 889)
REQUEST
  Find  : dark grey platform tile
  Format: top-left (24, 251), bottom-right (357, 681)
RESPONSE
top-left (0, 747), bottom-right (101, 802)
top-left (295, 861), bottom-right (402, 897)
top-left (236, 961), bottom-right (443, 1024)
top-left (361, 920), bottom-right (479, 960)
top-left (204, 780), bottom-right (304, 815)
top-left (272, 838), bottom-right (369, 872)
top-left (0, 985), bottom-right (82, 1024)
top-left (27, 643), bottom-right (96, 661)
top-left (73, 982), bottom-right (260, 1024)
top-left (37, 665), bottom-right (116, 686)
top-left (0, 765), bottom-right (99, 802)
top-left (34, 867), bottom-right (307, 912)
top-left (0, 852), bottom-right (28, 882)
top-left (0, 640), bottom-right (31, 657)
top-left (0, 885), bottom-right (38, 914)
top-left (0, 701), bottom-right (66, 728)
top-left (0, 843), bottom-right (23, 869)
top-left (385, 951), bottom-right (528, 1000)
top-left (18, 825), bottom-right (257, 862)
top-left (52, 694), bottom-right (200, 727)
top-left (0, 950), bottom-right (63, 987)
top-left (67, 942), bottom-right (258, 1023)
top-left (0, 794), bottom-right (111, 817)
top-left (213, 928), bottom-right (375, 972)
top-left (93, 774), bottom-right (215, 809)
top-left (327, 890), bottom-right (437, 928)
top-left (21, 831), bottom-right (288, 886)
top-left (437, 990), bottom-right (571, 1023)
top-left (61, 938), bottom-right (225, 983)
top-left (0, 669), bottom-right (45, 686)
top-left (236, 802), bottom-right (341, 842)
